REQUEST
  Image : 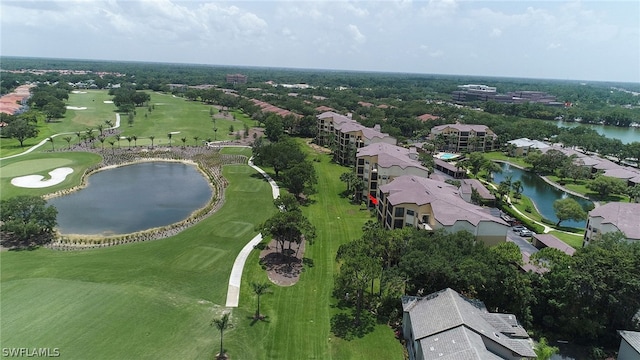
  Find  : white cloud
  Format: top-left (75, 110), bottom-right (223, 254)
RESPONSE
top-left (547, 42), bottom-right (562, 50)
top-left (420, 0), bottom-right (458, 18)
top-left (347, 24), bottom-right (366, 44)
top-left (489, 28), bottom-right (502, 37)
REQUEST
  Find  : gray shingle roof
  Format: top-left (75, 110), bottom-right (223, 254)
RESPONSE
top-left (402, 289), bottom-right (536, 358)
top-left (619, 330), bottom-right (640, 353)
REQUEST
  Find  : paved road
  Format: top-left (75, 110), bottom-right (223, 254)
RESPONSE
top-left (507, 229), bottom-right (538, 255)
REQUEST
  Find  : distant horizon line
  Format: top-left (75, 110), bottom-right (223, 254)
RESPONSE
top-left (1, 54), bottom-right (639, 86)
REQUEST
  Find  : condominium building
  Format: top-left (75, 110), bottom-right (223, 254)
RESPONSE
top-left (356, 143), bottom-right (429, 207)
top-left (377, 175), bottom-right (509, 246)
top-left (316, 111), bottom-right (396, 166)
top-left (584, 202), bottom-right (640, 245)
top-left (430, 123), bottom-right (497, 153)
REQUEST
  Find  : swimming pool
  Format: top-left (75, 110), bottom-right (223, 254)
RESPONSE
top-left (435, 152), bottom-right (460, 160)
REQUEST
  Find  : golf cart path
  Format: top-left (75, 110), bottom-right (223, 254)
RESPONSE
top-left (225, 156), bottom-right (279, 307)
top-left (0, 113), bottom-right (121, 161)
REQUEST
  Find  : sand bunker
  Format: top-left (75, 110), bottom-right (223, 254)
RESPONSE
top-left (66, 106), bottom-right (87, 110)
top-left (71, 91), bottom-right (87, 94)
top-left (11, 168), bottom-right (74, 188)
top-left (103, 100), bottom-right (114, 104)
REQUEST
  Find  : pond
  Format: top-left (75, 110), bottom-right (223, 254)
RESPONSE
top-left (48, 162), bottom-right (213, 235)
top-left (492, 162), bottom-right (593, 228)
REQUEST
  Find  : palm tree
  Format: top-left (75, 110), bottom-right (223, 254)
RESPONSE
top-left (97, 124), bottom-right (104, 136)
top-left (512, 180), bottom-right (524, 202)
top-left (180, 137), bottom-right (187, 148)
top-left (75, 131), bottom-right (82, 145)
top-left (251, 282), bottom-right (271, 320)
top-left (132, 135), bottom-right (137, 147)
top-left (47, 137), bottom-right (54, 151)
top-left (167, 133), bottom-right (172, 147)
top-left (193, 136), bottom-right (200, 146)
top-left (105, 119), bottom-right (114, 128)
top-left (149, 135), bottom-right (155, 149)
top-left (98, 136), bottom-right (106, 151)
top-left (213, 128), bottom-right (218, 141)
top-left (126, 136), bottom-right (132, 149)
top-left (63, 136), bottom-right (72, 149)
top-left (211, 313), bottom-right (231, 360)
top-left (108, 139), bottom-right (116, 154)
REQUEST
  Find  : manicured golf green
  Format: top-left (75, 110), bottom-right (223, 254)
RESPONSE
top-left (1, 92), bottom-right (404, 359)
top-left (0, 152), bottom-right (102, 200)
top-left (1, 163), bottom-right (276, 359)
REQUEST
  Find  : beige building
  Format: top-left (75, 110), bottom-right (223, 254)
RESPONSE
top-left (430, 123), bottom-right (497, 153)
top-left (356, 143), bottom-right (429, 206)
top-left (316, 111), bottom-right (396, 166)
top-left (377, 175), bottom-right (508, 246)
top-left (584, 202), bottom-right (640, 245)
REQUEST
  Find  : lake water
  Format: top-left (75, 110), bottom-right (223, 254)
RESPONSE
top-left (556, 121), bottom-right (640, 144)
top-left (49, 162), bottom-right (212, 235)
top-left (492, 163), bottom-right (593, 228)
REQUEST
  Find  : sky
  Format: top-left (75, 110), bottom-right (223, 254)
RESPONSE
top-left (1, 0), bottom-right (639, 83)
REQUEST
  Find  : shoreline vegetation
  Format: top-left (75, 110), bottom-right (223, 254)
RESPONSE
top-left (45, 145), bottom-right (247, 250)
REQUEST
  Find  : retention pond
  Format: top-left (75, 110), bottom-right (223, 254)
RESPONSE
top-left (49, 162), bottom-right (213, 235)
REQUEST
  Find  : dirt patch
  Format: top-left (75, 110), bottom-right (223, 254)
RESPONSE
top-left (306, 140), bottom-right (331, 154)
top-left (259, 239), bottom-right (306, 286)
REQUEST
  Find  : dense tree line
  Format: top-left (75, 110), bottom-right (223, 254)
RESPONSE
top-left (0, 195), bottom-right (58, 248)
top-left (333, 225), bottom-right (640, 350)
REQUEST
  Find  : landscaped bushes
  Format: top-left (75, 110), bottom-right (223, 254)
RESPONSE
top-left (500, 203), bottom-right (545, 233)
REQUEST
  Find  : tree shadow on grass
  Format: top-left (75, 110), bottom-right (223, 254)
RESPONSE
top-left (330, 311), bottom-right (376, 340)
top-left (247, 315), bottom-right (271, 327)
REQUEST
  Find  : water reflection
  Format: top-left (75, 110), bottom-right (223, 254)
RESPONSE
top-left (49, 162), bottom-right (213, 235)
top-left (492, 163), bottom-right (592, 228)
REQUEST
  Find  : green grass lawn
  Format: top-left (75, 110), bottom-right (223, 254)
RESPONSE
top-left (484, 152), bottom-right (531, 169)
top-left (1, 92), bottom-right (403, 359)
top-left (548, 230), bottom-right (584, 249)
top-left (0, 151), bottom-right (102, 200)
top-left (233, 151), bottom-right (403, 360)
top-left (1, 163), bottom-right (276, 360)
top-left (0, 148), bottom-right (403, 359)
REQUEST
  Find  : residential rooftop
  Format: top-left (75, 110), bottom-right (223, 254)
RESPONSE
top-left (356, 143), bottom-right (426, 171)
top-left (588, 202), bottom-right (640, 240)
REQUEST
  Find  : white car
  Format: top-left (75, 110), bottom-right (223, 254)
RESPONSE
top-left (517, 229), bottom-right (534, 237)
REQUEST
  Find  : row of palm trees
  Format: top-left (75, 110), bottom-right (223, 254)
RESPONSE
top-left (49, 128), bottom-right (210, 152)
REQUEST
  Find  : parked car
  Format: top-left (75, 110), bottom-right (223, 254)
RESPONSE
top-left (512, 225), bottom-right (526, 232)
top-left (517, 229), bottom-right (534, 237)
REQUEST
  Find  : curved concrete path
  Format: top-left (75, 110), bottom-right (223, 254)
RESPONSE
top-left (0, 113), bottom-right (121, 161)
top-left (225, 156), bottom-right (279, 307)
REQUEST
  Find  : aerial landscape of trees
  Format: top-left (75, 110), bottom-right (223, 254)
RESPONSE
top-left (1, 56), bottom-right (639, 359)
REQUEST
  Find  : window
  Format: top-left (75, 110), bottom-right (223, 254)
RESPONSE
top-left (421, 214), bottom-right (430, 223)
top-left (395, 207), bottom-right (405, 217)
top-left (394, 219), bottom-right (404, 229)
top-left (358, 159), bottom-right (365, 165)
top-left (407, 209), bottom-right (415, 216)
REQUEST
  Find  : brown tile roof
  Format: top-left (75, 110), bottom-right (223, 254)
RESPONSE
top-left (460, 179), bottom-right (495, 200)
top-left (417, 113), bottom-right (440, 122)
top-left (532, 234), bottom-right (576, 255)
top-left (380, 175), bottom-right (508, 227)
top-left (357, 143), bottom-right (427, 171)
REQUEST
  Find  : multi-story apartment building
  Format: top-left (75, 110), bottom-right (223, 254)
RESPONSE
top-left (316, 111), bottom-right (396, 166)
top-left (225, 74), bottom-right (248, 84)
top-left (355, 143), bottom-right (429, 207)
top-left (376, 175), bottom-right (509, 246)
top-left (430, 123), bottom-right (497, 153)
top-left (584, 202), bottom-right (640, 245)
